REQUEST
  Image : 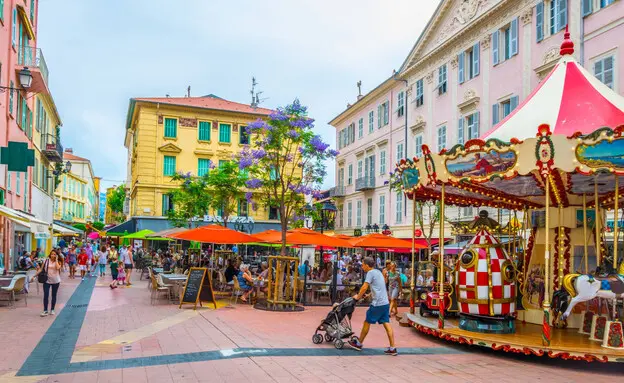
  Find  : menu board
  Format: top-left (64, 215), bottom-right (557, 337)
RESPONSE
top-left (179, 267), bottom-right (217, 310)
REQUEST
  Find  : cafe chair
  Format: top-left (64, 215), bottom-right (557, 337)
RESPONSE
top-left (314, 281), bottom-right (331, 302)
top-left (150, 275), bottom-right (172, 305)
top-left (1, 275), bottom-right (27, 308)
top-left (230, 278), bottom-right (243, 305)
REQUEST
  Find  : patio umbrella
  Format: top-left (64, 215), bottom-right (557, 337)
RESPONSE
top-left (282, 228), bottom-right (353, 248)
top-left (349, 233), bottom-right (426, 249)
top-left (252, 229), bottom-right (282, 243)
top-left (171, 225), bottom-right (259, 244)
top-left (87, 232), bottom-right (100, 240)
top-left (121, 229), bottom-right (155, 239)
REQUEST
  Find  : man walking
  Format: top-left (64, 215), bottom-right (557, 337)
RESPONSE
top-left (348, 256), bottom-right (397, 355)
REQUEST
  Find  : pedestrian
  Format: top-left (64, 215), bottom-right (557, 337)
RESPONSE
top-left (86, 244), bottom-right (94, 277)
top-left (109, 246), bottom-right (119, 282)
top-left (349, 256), bottom-right (397, 355)
top-left (67, 246), bottom-right (77, 279)
top-left (122, 247), bottom-right (135, 286)
top-left (77, 248), bottom-right (88, 281)
top-left (110, 263), bottom-right (126, 289)
top-left (98, 246), bottom-right (108, 277)
top-left (39, 250), bottom-right (62, 317)
top-left (388, 262), bottom-right (401, 318)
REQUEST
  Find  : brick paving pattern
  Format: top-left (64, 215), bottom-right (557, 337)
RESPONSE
top-left (1, 273), bottom-right (623, 382)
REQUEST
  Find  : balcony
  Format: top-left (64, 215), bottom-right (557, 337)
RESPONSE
top-left (16, 47), bottom-right (49, 94)
top-left (355, 176), bottom-right (375, 191)
top-left (328, 186), bottom-right (346, 198)
top-left (42, 133), bottom-right (63, 162)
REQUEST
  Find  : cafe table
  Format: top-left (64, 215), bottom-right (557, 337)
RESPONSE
top-left (161, 274), bottom-right (188, 300)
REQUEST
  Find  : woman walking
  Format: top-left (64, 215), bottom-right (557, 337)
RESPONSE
top-left (123, 247), bottom-right (135, 286)
top-left (39, 250), bottom-right (62, 317)
top-left (387, 262), bottom-right (401, 318)
top-left (97, 246), bottom-right (108, 277)
top-left (109, 246), bottom-right (119, 287)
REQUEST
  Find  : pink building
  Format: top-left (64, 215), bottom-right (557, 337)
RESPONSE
top-left (330, 0), bottom-right (624, 240)
top-left (0, 0), bottom-right (60, 272)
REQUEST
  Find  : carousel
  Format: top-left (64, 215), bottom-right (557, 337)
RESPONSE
top-left (396, 30), bottom-right (624, 362)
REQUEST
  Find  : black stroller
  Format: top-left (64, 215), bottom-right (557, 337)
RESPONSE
top-left (312, 297), bottom-right (357, 349)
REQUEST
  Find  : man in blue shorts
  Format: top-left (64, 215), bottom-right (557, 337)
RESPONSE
top-left (349, 256), bottom-right (397, 355)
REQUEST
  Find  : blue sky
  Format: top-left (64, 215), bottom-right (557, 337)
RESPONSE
top-left (37, 0), bottom-right (438, 191)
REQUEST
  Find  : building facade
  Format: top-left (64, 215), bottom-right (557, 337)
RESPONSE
top-left (0, 0), bottom-right (64, 271)
top-left (330, 0), bottom-right (624, 239)
top-left (54, 149), bottom-right (98, 224)
top-left (124, 94), bottom-right (281, 232)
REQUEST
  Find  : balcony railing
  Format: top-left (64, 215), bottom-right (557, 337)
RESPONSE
top-left (42, 133), bottom-right (63, 162)
top-left (18, 47), bottom-right (49, 86)
top-left (329, 186), bottom-right (346, 197)
top-left (355, 176), bottom-right (375, 191)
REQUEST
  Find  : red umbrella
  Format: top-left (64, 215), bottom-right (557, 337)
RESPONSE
top-left (171, 225), bottom-right (259, 244)
top-left (349, 233), bottom-right (427, 249)
top-left (256, 227), bottom-right (353, 248)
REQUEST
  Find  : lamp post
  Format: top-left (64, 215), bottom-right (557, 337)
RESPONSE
top-left (0, 68), bottom-right (32, 93)
top-left (372, 223), bottom-right (380, 233)
top-left (317, 201), bottom-right (339, 302)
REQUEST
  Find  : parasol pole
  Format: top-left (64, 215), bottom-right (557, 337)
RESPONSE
top-left (558, 204), bottom-right (564, 289)
top-left (614, 176), bottom-right (619, 271)
top-left (438, 184), bottom-right (445, 330)
top-left (595, 178), bottom-right (601, 266)
top-left (542, 178), bottom-right (551, 347)
top-left (582, 194), bottom-right (589, 274)
top-left (411, 195), bottom-right (416, 314)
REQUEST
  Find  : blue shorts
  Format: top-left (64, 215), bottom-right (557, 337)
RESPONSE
top-left (365, 304), bottom-right (390, 324)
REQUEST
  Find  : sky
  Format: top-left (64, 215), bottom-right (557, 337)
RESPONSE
top-left (37, 0), bottom-right (439, 192)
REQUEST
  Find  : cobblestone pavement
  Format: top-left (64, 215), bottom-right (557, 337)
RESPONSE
top-left (1, 273), bottom-right (624, 382)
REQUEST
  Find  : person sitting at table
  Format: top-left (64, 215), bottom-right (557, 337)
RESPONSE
top-left (237, 264), bottom-right (254, 303)
top-left (345, 266), bottom-right (360, 283)
top-left (224, 259), bottom-right (238, 284)
top-left (257, 262), bottom-right (269, 294)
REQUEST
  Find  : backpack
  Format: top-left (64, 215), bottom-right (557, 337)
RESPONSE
top-left (37, 259), bottom-right (49, 283)
top-left (19, 256), bottom-right (27, 269)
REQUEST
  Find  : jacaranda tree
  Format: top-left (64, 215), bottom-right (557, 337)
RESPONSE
top-left (238, 99), bottom-right (337, 253)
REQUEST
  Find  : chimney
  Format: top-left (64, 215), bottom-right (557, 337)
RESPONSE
top-left (65, 148), bottom-right (73, 154)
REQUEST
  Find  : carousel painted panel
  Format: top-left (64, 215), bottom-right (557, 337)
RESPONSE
top-left (574, 127), bottom-right (624, 175)
top-left (443, 138), bottom-right (520, 183)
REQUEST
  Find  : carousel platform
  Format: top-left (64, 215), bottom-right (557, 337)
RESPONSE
top-left (407, 313), bottom-right (624, 363)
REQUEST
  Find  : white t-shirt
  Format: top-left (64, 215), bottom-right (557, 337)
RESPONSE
top-left (98, 251), bottom-right (108, 265)
top-left (365, 268), bottom-right (389, 307)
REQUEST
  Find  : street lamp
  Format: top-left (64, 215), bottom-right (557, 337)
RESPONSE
top-left (0, 67), bottom-right (33, 93)
top-left (372, 223), bottom-right (380, 233)
top-left (319, 201), bottom-right (337, 234)
top-left (51, 161), bottom-right (72, 177)
top-left (365, 224), bottom-right (372, 234)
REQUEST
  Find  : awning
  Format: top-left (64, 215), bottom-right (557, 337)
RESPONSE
top-left (53, 220), bottom-right (84, 234)
top-left (0, 205), bottom-right (29, 225)
top-left (16, 6), bottom-right (35, 40)
top-left (12, 211), bottom-right (51, 237)
top-left (53, 223), bottom-right (80, 237)
top-left (106, 219), bottom-right (136, 234)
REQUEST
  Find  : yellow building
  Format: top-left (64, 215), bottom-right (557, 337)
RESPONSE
top-left (123, 94), bottom-right (281, 232)
top-left (54, 168), bottom-right (89, 224)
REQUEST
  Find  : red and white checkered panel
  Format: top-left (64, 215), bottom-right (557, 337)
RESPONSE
top-left (457, 229), bottom-right (516, 316)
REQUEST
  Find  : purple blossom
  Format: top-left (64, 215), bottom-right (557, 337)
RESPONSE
top-left (248, 118), bottom-right (269, 131)
top-left (245, 192), bottom-right (253, 202)
top-left (239, 157), bottom-right (253, 169)
top-left (290, 117), bottom-right (314, 129)
top-left (312, 190), bottom-right (323, 199)
top-left (286, 129), bottom-right (301, 139)
top-left (285, 99), bottom-right (307, 115)
top-left (269, 110), bottom-right (289, 121)
top-left (327, 149), bottom-right (339, 157)
top-left (310, 135), bottom-right (330, 153)
top-left (384, 181), bottom-right (390, 185)
top-left (252, 149), bottom-right (266, 159)
top-left (246, 178), bottom-right (263, 189)
top-left (285, 154), bottom-right (294, 162)
top-left (251, 202), bottom-right (258, 211)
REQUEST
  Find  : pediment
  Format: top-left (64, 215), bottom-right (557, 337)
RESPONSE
top-left (158, 143), bottom-right (182, 153)
top-left (401, 0), bottom-right (497, 72)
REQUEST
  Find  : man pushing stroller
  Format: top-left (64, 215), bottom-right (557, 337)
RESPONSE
top-left (348, 256), bottom-right (397, 355)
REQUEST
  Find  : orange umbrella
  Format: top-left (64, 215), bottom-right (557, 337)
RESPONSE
top-left (255, 227), bottom-right (353, 248)
top-left (172, 225), bottom-right (259, 244)
top-left (332, 234), bottom-right (354, 240)
top-left (349, 233), bottom-right (427, 249)
top-left (252, 229), bottom-right (282, 243)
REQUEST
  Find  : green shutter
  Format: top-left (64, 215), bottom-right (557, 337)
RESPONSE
top-left (219, 124), bottom-right (231, 143)
top-left (164, 118), bottom-right (177, 138)
top-left (198, 158), bottom-right (209, 177)
top-left (163, 156), bottom-right (176, 176)
top-left (198, 121), bottom-right (211, 141)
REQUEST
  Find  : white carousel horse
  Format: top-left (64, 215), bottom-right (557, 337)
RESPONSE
top-left (557, 272), bottom-right (624, 321)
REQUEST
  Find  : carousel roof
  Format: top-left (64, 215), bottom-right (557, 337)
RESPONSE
top-left (482, 27), bottom-right (624, 142)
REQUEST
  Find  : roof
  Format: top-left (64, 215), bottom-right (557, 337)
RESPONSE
top-left (483, 29), bottom-right (624, 141)
top-left (133, 95), bottom-right (273, 118)
top-left (328, 76), bottom-right (396, 127)
top-left (63, 152), bottom-right (90, 162)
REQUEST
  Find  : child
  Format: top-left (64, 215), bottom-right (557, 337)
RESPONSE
top-left (110, 264), bottom-right (126, 289)
top-left (77, 248), bottom-right (88, 281)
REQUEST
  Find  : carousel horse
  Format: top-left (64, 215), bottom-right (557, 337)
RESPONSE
top-left (554, 259), bottom-right (624, 322)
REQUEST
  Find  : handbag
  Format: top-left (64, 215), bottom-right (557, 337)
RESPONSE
top-left (37, 259), bottom-right (49, 284)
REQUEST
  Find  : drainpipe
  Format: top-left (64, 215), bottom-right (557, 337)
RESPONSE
top-left (394, 71), bottom-right (409, 218)
top-left (579, 0), bottom-right (585, 66)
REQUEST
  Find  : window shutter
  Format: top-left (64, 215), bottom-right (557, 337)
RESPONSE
top-left (557, 0), bottom-right (567, 32)
top-left (473, 42), bottom-right (480, 77)
top-left (536, 1), bottom-right (544, 42)
top-left (492, 104), bottom-right (499, 126)
top-left (458, 118), bottom-right (464, 145)
top-left (384, 101), bottom-right (389, 125)
top-left (511, 18), bottom-right (519, 56)
top-left (582, 0), bottom-right (592, 16)
top-left (474, 111), bottom-right (480, 139)
top-left (377, 105), bottom-right (382, 127)
top-left (492, 31), bottom-right (500, 65)
top-left (510, 95), bottom-right (519, 111)
top-left (458, 51), bottom-right (465, 84)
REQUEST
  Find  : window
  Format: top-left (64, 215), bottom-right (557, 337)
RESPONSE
top-left (459, 112), bottom-right (480, 144)
top-left (239, 125), bottom-right (249, 145)
top-left (358, 118), bottom-right (363, 139)
top-left (594, 55), bottom-right (614, 89)
top-left (396, 142), bottom-right (404, 163)
top-left (16, 172), bottom-right (20, 195)
top-left (582, 0), bottom-right (593, 16)
top-left (379, 195), bottom-right (386, 225)
top-left (493, 18), bottom-right (518, 65)
top-left (395, 192), bottom-right (403, 224)
top-left (459, 43), bottom-right (480, 83)
top-left (198, 121), bottom-right (211, 141)
top-left (163, 156), bottom-right (176, 176)
top-left (30, 0), bottom-right (34, 22)
top-left (492, 96), bottom-right (519, 126)
top-left (347, 202), bottom-right (353, 227)
top-left (348, 164), bottom-right (353, 185)
top-left (162, 194), bottom-right (174, 215)
top-left (438, 65), bottom-right (447, 95)
top-left (219, 123), bottom-right (231, 143)
top-left (7, 172), bottom-right (11, 192)
top-left (238, 199), bottom-right (248, 216)
top-left (338, 205), bottom-right (344, 228)
top-left (550, 0), bottom-right (567, 35)
top-left (397, 91), bottom-right (405, 117)
top-left (601, 0), bottom-right (616, 7)
top-left (0, 0), bottom-right (4, 21)
top-left (9, 82), bottom-right (14, 115)
top-left (367, 198), bottom-right (373, 225)
top-left (198, 158), bottom-right (210, 177)
top-left (12, 8), bottom-right (16, 47)
top-left (368, 111), bottom-right (374, 133)
top-left (380, 150), bottom-right (386, 175)
top-left (356, 200), bottom-right (362, 227)
top-left (338, 168), bottom-right (345, 187)
top-left (357, 160), bottom-right (363, 180)
top-left (415, 79), bottom-right (424, 107)
top-left (437, 126), bottom-right (447, 152)
top-left (377, 101), bottom-right (389, 127)
top-left (415, 136), bottom-right (423, 158)
top-left (269, 207), bottom-right (279, 220)
top-left (537, 0), bottom-right (567, 42)
top-left (164, 118), bottom-right (177, 138)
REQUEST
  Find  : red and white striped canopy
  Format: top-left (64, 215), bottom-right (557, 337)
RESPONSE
top-left (482, 28), bottom-right (624, 142)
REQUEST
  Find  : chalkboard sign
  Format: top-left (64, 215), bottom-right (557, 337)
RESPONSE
top-left (180, 268), bottom-right (207, 310)
top-left (199, 270), bottom-right (217, 309)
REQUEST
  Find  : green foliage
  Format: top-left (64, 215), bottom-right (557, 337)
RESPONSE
top-left (72, 223), bottom-right (87, 231)
top-left (204, 161), bottom-right (248, 227)
top-left (91, 221), bottom-right (105, 231)
top-left (106, 185), bottom-right (126, 214)
top-left (167, 173), bottom-right (213, 228)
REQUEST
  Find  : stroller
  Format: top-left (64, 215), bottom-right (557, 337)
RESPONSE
top-left (312, 297), bottom-right (357, 349)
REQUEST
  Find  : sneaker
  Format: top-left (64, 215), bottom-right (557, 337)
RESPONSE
top-left (50, 310), bottom-right (55, 316)
top-left (40, 311), bottom-right (48, 317)
top-left (348, 338), bottom-right (362, 351)
top-left (384, 348), bottom-right (398, 356)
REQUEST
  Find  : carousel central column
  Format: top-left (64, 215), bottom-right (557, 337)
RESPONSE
top-left (542, 178), bottom-right (551, 347)
top-left (582, 194), bottom-right (589, 274)
top-left (595, 179), bottom-right (601, 266)
top-left (410, 195), bottom-right (416, 314)
top-left (438, 184), bottom-right (446, 330)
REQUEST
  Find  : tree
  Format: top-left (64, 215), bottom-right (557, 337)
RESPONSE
top-left (92, 221), bottom-right (105, 231)
top-left (167, 172), bottom-right (213, 228)
top-left (204, 161), bottom-right (248, 228)
top-left (237, 99), bottom-right (337, 253)
top-left (106, 185), bottom-right (126, 214)
top-left (73, 223), bottom-right (87, 232)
